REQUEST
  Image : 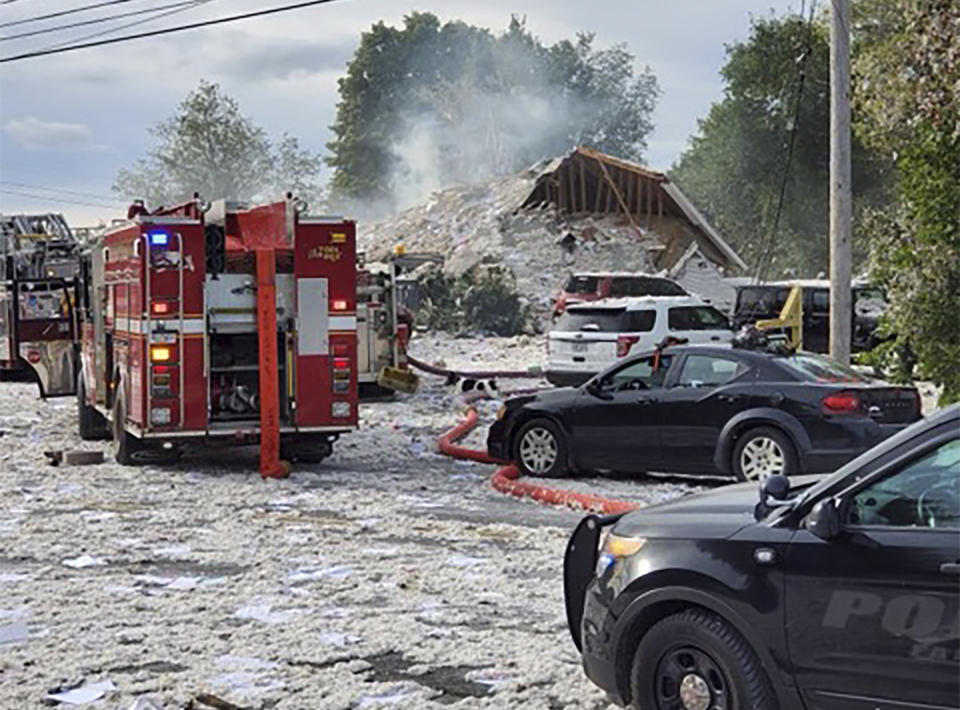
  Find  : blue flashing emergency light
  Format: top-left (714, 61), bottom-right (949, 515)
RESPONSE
top-left (149, 232), bottom-right (169, 247)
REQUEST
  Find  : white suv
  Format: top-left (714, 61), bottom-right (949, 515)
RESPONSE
top-left (545, 296), bottom-right (734, 386)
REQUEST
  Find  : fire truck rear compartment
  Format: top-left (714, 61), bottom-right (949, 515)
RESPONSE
top-left (206, 273), bottom-right (295, 424)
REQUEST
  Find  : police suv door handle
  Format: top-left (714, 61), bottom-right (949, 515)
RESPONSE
top-left (939, 562), bottom-right (960, 575)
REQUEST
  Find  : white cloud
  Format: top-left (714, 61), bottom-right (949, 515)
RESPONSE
top-left (2, 117), bottom-right (101, 151)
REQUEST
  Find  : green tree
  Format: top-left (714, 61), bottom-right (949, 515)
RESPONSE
top-left (855, 0), bottom-right (960, 402)
top-left (326, 14), bottom-right (659, 209)
top-left (114, 80), bottom-right (323, 207)
top-left (670, 13), bottom-right (891, 277)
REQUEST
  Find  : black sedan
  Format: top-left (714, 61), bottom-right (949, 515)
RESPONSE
top-left (564, 404), bottom-right (959, 710)
top-left (488, 345), bottom-right (921, 480)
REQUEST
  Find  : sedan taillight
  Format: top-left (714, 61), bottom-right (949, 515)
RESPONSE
top-left (822, 391), bottom-right (862, 414)
top-left (617, 335), bottom-right (640, 358)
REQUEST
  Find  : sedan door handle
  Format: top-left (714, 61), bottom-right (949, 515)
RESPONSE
top-left (940, 562), bottom-right (960, 575)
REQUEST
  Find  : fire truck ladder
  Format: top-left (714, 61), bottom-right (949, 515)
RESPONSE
top-left (143, 232), bottom-right (186, 434)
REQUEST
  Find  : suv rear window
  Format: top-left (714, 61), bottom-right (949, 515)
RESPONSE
top-left (779, 353), bottom-right (869, 383)
top-left (609, 276), bottom-right (686, 297)
top-left (555, 308), bottom-right (624, 332)
top-left (564, 275), bottom-right (600, 295)
top-left (622, 310), bottom-right (656, 332)
top-left (668, 306), bottom-right (730, 330)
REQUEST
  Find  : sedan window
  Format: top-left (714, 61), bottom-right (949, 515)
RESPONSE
top-left (602, 354), bottom-right (674, 391)
top-left (677, 355), bottom-right (747, 388)
top-left (848, 439), bottom-right (960, 529)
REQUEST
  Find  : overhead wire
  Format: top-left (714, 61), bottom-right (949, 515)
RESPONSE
top-left (1, 1), bottom-right (203, 42)
top-left (753, 0), bottom-right (820, 284)
top-left (0, 0), bottom-right (140, 29)
top-left (0, 188), bottom-right (124, 209)
top-left (1, 0), bottom-right (345, 62)
top-left (0, 180), bottom-right (120, 203)
top-left (43, 0), bottom-right (214, 50)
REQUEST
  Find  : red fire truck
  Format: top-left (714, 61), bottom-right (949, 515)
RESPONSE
top-left (0, 213), bottom-right (80, 396)
top-left (76, 196), bottom-right (359, 475)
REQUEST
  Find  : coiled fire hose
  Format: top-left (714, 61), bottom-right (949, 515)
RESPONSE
top-left (436, 391), bottom-right (639, 515)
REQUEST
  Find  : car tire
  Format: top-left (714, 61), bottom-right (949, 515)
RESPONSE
top-left (513, 418), bottom-right (568, 478)
top-left (629, 608), bottom-right (778, 710)
top-left (732, 426), bottom-right (798, 482)
top-left (78, 374), bottom-right (109, 441)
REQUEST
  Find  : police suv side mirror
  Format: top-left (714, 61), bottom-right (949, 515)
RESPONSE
top-left (805, 498), bottom-right (841, 540)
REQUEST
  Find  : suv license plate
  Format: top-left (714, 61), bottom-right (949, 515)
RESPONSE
top-left (572, 342), bottom-right (588, 353)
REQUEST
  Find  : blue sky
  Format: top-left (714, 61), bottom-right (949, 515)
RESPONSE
top-left (0, 0), bottom-right (797, 225)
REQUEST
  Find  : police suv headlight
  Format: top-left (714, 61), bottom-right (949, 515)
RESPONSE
top-left (596, 533), bottom-right (647, 575)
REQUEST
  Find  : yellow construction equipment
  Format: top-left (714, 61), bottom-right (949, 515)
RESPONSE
top-left (755, 285), bottom-right (803, 350)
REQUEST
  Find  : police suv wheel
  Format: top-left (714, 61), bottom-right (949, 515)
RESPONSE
top-left (630, 609), bottom-right (777, 710)
top-left (514, 418), bottom-right (567, 478)
top-left (732, 427), bottom-right (797, 482)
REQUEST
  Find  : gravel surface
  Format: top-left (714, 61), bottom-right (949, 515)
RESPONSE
top-left (0, 334), bottom-right (702, 710)
top-left (0, 333), bottom-right (941, 709)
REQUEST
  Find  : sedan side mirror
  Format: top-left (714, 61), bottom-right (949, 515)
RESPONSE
top-left (805, 498), bottom-right (841, 540)
top-left (585, 379), bottom-right (612, 400)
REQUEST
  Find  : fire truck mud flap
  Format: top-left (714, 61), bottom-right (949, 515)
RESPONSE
top-left (19, 340), bottom-right (76, 397)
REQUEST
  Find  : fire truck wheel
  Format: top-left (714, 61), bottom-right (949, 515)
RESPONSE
top-left (111, 394), bottom-right (143, 465)
top-left (78, 375), bottom-right (109, 441)
top-left (281, 437), bottom-right (333, 465)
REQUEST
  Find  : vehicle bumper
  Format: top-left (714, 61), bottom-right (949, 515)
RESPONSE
top-left (581, 587), bottom-right (627, 704)
top-left (486, 419), bottom-right (510, 461)
top-left (799, 420), bottom-right (913, 473)
top-left (545, 369), bottom-right (595, 387)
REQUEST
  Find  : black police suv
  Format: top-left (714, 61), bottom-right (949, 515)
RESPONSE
top-left (563, 404), bottom-right (959, 710)
top-left (488, 345), bottom-right (920, 481)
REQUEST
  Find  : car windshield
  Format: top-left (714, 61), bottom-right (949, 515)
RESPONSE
top-left (668, 305), bottom-right (730, 330)
top-left (564, 275), bottom-right (599, 295)
top-left (609, 276), bottom-right (686, 297)
top-left (778, 353), bottom-right (869, 383)
top-left (555, 307), bottom-right (624, 332)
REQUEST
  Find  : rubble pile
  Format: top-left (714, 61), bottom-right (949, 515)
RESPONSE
top-left (358, 162), bottom-right (663, 319)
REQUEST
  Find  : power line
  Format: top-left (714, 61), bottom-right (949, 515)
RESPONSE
top-left (1, 1), bottom-right (202, 42)
top-left (0, 180), bottom-right (119, 202)
top-left (754, 0), bottom-right (819, 283)
top-left (45, 0), bottom-right (213, 50)
top-left (0, 188), bottom-right (123, 209)
top-left (0, 0), bottom-right (139, 29)
top-left (1, 0), bottom-right (345, 62)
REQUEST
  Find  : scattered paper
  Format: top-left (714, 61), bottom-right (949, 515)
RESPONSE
top-left (152, 544), bottom-right (191, 557)
top-left (446, 554), bottom-right (487, 567)
top-left (356, 687), bottom-right (422, 707)
top-left (288, 565), bottom-right (353, 582)
top-left (235, 604), bottom-right (302, 625)
top-left (167, 576), bottom-right (201, 591)
top-left (128, 698), bottom-right (163, 710)
top-left (47, 680), bottom-right (116, 705)
top-left (0, 622), bottom-right (28, 645)
top-left (62, 555), bottom-right (106, 569)
top-left (216, 655), bottom-right (279, 670)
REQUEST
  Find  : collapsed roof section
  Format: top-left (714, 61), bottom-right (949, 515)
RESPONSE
top-left (520, 146), bottom-right (748, 273)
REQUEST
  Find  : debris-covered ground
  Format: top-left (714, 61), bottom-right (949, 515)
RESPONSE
top-left (0, 334), bottom-right (942, 709)
top-left (0, 334), bottom-right (705, 710)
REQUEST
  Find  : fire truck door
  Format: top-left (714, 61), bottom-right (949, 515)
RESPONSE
top-left (18, 281), bottom-right (78, 397)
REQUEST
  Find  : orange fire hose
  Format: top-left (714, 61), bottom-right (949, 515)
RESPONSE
top-left (437, 397), bottom-right (639, 515)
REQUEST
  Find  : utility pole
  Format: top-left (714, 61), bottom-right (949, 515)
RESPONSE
top-left (829, 0), bottom-right (852, 363)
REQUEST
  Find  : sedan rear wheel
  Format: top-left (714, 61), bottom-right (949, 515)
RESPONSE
top-left (733, 427), bottom-right (797, 482)
top-left (514, 418), bottom-right (567, 478)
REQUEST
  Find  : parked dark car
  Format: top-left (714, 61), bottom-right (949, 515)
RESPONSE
top-left (732, 280), bottom-right (887, 354)
top-left (488, 345), bottom-right (920, 480)
top-left (563, 404), bottom-right (959, 710)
